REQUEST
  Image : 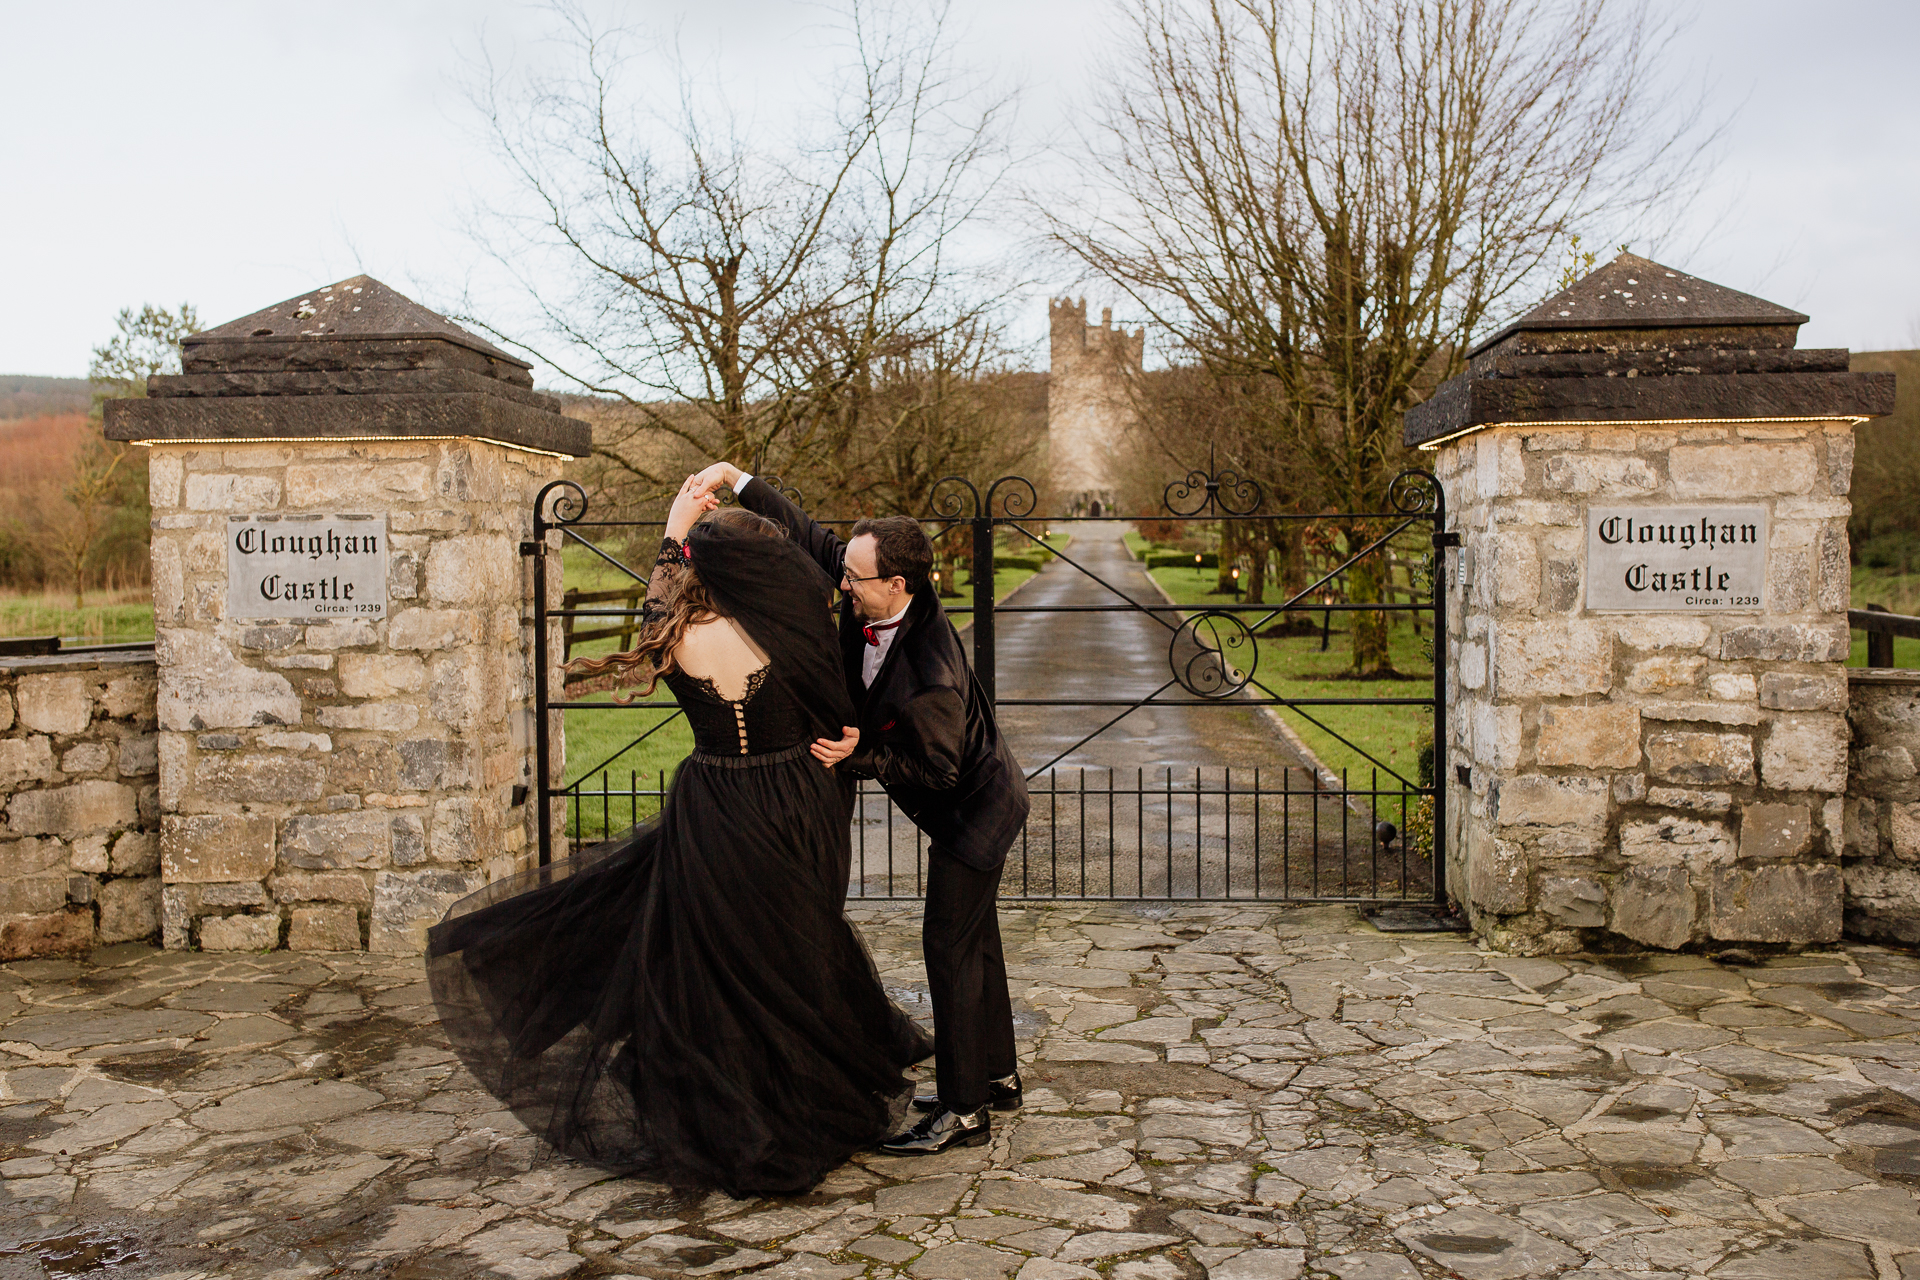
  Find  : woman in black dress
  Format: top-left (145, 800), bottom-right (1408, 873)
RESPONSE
top-left (426, 482), bottom-right (932, 1196)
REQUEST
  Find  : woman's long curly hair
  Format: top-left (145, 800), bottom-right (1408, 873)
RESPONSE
top-left (563, 507), bottom-right (785, 698)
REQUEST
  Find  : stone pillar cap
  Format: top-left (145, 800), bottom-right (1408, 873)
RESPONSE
top-left (106, 276), bottom-right (590, 457)
top-left (1404, 254), bottom-right (1893, 449)
top-left (1469, 253), bottom-right (1809, 357)
top-left (184, 275), bottom-right (532, 371)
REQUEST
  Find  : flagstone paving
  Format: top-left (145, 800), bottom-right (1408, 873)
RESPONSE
top-left (6, 905), bottom-right (1920, 1279)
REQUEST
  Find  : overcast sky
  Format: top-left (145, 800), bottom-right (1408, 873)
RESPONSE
top-left (3, 0), bottom-right (1916, 380)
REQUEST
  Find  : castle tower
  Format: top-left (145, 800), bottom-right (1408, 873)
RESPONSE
top-left (1048, 298), bottom-right (1144, 515)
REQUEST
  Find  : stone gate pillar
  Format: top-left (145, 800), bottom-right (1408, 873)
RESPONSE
top-left (1406, 255), bottom-right (1893, 954)
top-left (106, 277), bottom-right (588, 953)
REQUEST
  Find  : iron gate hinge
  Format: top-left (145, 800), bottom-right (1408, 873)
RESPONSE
top-left (519, 540), bottom-right (540, 556)
top-left (1432, 531), bottom-right (1461, 548)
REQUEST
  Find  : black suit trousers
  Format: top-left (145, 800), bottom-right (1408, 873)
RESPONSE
top-left (922, 847), bottom-right (1017, 1113)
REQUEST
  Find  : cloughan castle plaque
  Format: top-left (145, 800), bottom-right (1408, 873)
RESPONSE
top-left (226, 513), bottom-right (388, 621)
top-left (1585, 506), bottom-right (1767, 612)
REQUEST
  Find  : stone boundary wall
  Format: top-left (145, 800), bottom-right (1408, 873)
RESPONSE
top-left (1845, 669), bottom-right (1920, 942)
top-left (0, 649), bottom-right (160, 958)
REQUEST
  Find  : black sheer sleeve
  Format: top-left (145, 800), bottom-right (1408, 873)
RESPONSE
top-left (642, 540), bottom-right (685, 627)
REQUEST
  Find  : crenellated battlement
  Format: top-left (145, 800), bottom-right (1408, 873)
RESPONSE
top-left (1049, 297), bottom-right (1146, 370)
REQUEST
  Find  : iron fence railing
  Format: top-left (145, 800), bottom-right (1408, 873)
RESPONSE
top-left (555, 765), bottom-right (1433, 904)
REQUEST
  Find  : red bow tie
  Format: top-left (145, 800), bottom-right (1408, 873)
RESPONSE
top-left (862, 618), bottom-right (906, 647)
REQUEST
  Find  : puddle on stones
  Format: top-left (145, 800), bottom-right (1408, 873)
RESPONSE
top-left (0, 1232), bottom-right (144, 1275)
top-left (0, 1105), bottom-right (63, 1156)
top-left (617, 1185), bottom-right (709, 1219)
top-left (304, 1005), bottom-right (419, 1076)
top-left (1418, 1233), bottom-right (1511, 1255)
top-left (671, 1244), bottom-right (738, 1267)
top-left (95, 1049), bottom-right (207, 1087)
top-left (1836, 1106), bottom-right (1920, 1182)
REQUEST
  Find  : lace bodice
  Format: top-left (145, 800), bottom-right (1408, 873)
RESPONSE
top-left (638, 559), bottom-right (840, 759)
top-left (662, 663), bottom-right (812, 756)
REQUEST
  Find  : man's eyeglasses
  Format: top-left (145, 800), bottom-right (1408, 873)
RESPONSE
top-left (842, 571), bottom-right (899, 586)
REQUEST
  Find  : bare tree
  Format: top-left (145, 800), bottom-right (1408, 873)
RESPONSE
top-left (40, 444), bottom-right (132, 610)
top-left (461, 0), bottom-right (1017, 515)
top-left (1049, 0), bottom-right (1710, 673)
top-left (42, 304), bottom-right (202, 607)
top-left (1119, 361), bottom-right (1319, 604)
top-left (781, 307), bottom-right (1043, 508)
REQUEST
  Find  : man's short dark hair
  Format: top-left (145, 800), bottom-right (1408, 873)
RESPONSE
top-left (850, 515), bottom-right (934, 590)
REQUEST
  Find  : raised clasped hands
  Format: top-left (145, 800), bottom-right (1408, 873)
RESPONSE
top-left (811, 725), bottom-right (859, 769)
top-left (665, 473), bottom-right (721, 541)
top-left (688, 461), bottom-right (742, 501)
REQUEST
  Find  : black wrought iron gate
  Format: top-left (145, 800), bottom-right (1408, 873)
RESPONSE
top-left (526, 462), bottom-right (1448, 905)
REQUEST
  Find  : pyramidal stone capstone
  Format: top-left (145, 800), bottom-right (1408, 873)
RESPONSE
top-left (107, 276), bottom-right (588, 457)
top-left (1405, 253), bottom-right (1890, 450)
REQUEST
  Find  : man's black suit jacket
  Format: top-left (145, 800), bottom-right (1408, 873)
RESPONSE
top-left (738, 478), bottom-right (1029, 871)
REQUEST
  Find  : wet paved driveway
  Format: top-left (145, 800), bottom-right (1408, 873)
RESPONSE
top-left (992, 523), bottom-right (1307, 778)
top-left (857, 526), bottom-right (1401, 900)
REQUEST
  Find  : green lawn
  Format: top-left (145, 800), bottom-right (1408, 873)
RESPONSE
top-left (1126, 535), bottom-right (1436, 789)
top-left (1852, 563), bottom-right (1920, 616)
top-left (1849, 565), bottom-right (1920, 668)
top-left (554, 542), bottom-right (689, 840)
top-left (1848, 633), bottom-right (1920, 669)
top-left (0, 589), bottom-right (155, 644)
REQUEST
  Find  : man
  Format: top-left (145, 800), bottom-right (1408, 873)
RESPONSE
top-left (691, 461), bottom-right (1030, 1155)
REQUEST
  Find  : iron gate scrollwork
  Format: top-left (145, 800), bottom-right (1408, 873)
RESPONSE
top-left (1171, 612), bottom-right (1256, 698)
top-left (526, 459), bottom-right (1448, 906)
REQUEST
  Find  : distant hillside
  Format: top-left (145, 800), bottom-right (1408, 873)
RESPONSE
top-left (0, 376), bottom-right (90, 421)
top-left (0, 413), bottom-right (89, 489)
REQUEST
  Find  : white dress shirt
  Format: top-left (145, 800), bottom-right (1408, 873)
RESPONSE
top-left (861, 601), bottom-right (911, 688)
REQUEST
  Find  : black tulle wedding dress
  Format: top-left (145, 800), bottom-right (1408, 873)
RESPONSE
top-left (426, 523), bottom-right (932, 1196)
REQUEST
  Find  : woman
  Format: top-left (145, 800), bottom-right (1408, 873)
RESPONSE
top-left (426, 480), bottom-right (933, 1196)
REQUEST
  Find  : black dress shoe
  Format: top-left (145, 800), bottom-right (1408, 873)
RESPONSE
top-left (879, 1103), bottom-right (991, 1155)
top-left (911, 1071), bottom-right (1022, 1113)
